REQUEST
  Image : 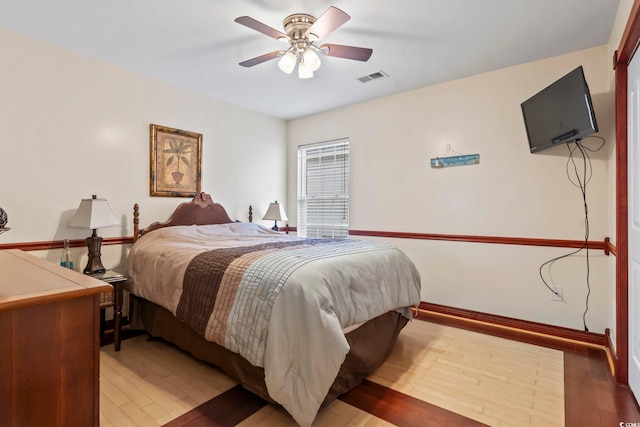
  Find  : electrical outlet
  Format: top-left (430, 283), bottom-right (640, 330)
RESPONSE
top-left (550, 286), bottom-right (563, 301)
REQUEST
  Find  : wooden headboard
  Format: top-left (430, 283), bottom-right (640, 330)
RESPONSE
top-left (133, 192), bottom-right (235, 242)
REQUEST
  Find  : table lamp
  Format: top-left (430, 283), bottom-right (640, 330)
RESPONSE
top-left (68, 195), bottom-right (120, 274)
top-left (262, 201), bottom-right (287, 231)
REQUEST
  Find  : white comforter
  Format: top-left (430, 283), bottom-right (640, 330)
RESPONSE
top-left (127, 222), bottom-right (421, 426)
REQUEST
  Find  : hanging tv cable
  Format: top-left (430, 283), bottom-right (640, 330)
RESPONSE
top-left (537, 136), bottom-right (605, 332)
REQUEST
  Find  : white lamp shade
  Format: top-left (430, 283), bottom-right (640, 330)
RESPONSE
top-left (262, 202), bottom-right (288, 222)
top-left (278, 51), bottom-right (297, 74)
top-left (303, 49), bottom-right (321, 71)
top-left (298, 61), bottom-right (314, 79)
top-left (68, 196), bottom-right (121, 230)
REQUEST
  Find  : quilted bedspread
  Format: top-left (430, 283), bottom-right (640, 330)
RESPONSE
top-left (127, 222), bottom-right (421, 426)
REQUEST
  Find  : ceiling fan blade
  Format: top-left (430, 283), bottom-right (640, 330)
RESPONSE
top-left (239, 51), bottom-right (283, 67)
top-left (306, 6), bottom-right (350, 40)
top-left (235, 16), bottom-right (287, 41)
top-left (319, 44), bottom-right (373, 62)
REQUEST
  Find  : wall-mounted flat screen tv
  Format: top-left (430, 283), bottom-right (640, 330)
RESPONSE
top-left (521, 66), bottom-right (598, 153)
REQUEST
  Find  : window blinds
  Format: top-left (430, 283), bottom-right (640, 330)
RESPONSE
top-left (297, 139), bottom-right (349, 238)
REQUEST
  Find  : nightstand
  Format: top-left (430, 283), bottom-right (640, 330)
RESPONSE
top-left (88, 269), bottom-right (126, 351)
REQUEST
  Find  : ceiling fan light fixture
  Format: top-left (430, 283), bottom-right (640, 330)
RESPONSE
top-left (298, 61), bottom-right (314, 79)
top-left (235, 6), bottom-right (372, 78)
top-left (303, 48), bottom-right (321, 71)
top-left (278, 51), bottom-right (297, 74)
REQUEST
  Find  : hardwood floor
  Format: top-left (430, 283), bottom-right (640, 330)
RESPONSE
top-left (99, 318), bottom-right (640, 426)
top-left (564, 347), bottom-right (640, 425)
top-left (339, 380), bottom-right (487, 427)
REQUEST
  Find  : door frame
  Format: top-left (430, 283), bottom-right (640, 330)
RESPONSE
top-left (615, 0), bottom-right (640, 384)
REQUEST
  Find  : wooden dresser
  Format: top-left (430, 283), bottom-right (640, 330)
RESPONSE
top-left (0, 249), bottom-right (112, 427)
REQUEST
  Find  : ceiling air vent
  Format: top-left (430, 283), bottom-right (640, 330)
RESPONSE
top-left (358, 70), bottom-right (389, 83)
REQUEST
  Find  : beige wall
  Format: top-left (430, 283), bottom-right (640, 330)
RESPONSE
top-left (288, 46), bottom-right (614, 332)
top-left (0, 28), bottom-right (287, 268)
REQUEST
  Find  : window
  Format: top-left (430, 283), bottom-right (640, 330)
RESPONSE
top-left (297, 139), bottom-right (349, 238)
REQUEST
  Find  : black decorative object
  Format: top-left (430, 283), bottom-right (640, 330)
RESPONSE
top-left (0, 207), bottom-right (7, 228)
top-left (0, 206), bottom-right (9, 234)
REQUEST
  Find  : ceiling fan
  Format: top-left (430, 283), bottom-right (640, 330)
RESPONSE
top-left (235, 6), bottom-right (373, 79)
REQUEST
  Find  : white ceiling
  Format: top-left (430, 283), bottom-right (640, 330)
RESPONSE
top-left (0, 0), bottom-right (620, 120)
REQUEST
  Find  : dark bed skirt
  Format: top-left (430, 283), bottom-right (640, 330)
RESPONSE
top-left (131, 295), bottom-right (408, 407)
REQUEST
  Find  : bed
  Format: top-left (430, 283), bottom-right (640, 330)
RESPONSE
top-left (125, 192), bottom-right (421, 426)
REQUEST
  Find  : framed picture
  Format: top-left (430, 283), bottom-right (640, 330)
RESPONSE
top-left (150, 124), bottom-right (202, 197)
